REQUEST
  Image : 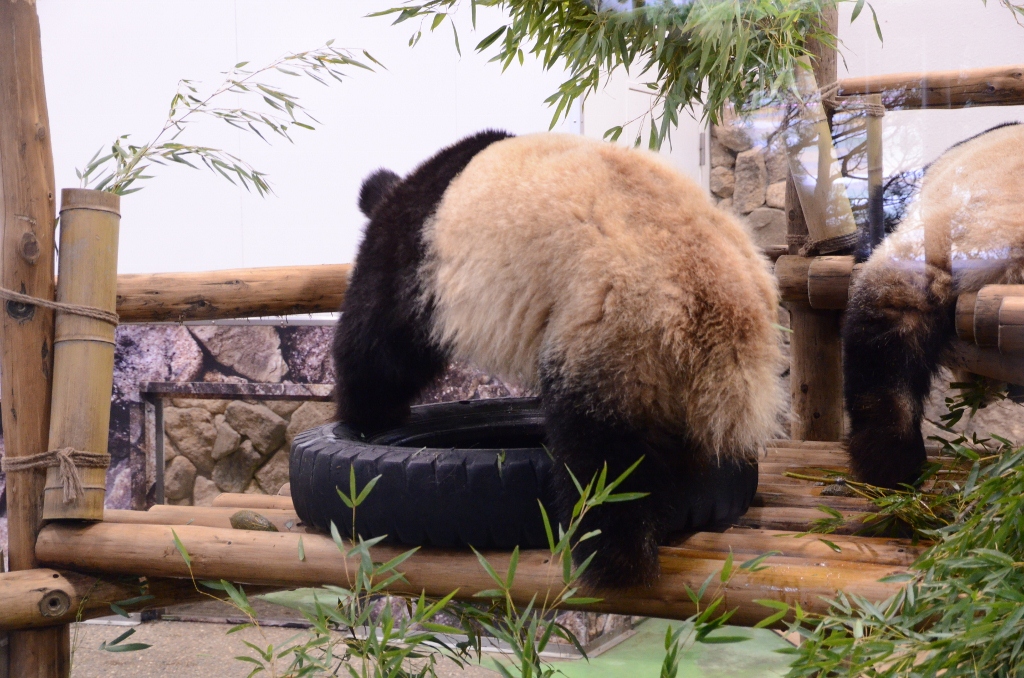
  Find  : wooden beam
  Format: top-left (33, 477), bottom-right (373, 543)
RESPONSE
top-left (115, 263), bottom-right (351, 322)
top-left (0, 568), bottom-right (278, 632)
top-left (35, 522), bottom-right (906, 627)
top-left (838, 64), bottom-right (1024, 110)
top-left (0, 0), bottom-right (70, 674)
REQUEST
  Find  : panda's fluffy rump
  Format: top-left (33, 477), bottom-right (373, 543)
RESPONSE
top-left (421, 134), bottom-right (784, 459)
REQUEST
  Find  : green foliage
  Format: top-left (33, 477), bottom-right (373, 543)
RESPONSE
top-left (78, 43), bottom-right (377, 196)
top-left (373, 0), bottom-right (868, 149)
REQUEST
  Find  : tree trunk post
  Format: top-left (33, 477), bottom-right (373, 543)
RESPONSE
top-left (0, 2), bottom-right (70, 676)
top-left (786, 7), bottom-right (845, 441)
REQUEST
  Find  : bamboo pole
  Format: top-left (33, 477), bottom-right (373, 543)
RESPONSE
top-left (35, 522), bottom-right (907, 627)
top-left (0, 1), bottom-right (70, 674)
top-left (42, 190), bottom-right (119, 520)
top-left (838, 64), bottom-right (1024, 110)
top-left (210, 493), bottom-right (296, 510)
top-left (0, 568), bottom-right (280, 632)
top-left (106, 506), bottom-right (305, 533)
top-left (115, 264), bottom-right (351, 322)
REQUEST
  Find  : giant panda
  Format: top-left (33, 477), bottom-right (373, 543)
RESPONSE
top-left (844, 122), bottom-right (1024, 489)
top-left (333, 130), bottom-right (785, 588)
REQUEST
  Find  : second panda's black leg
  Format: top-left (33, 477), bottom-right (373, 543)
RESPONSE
top-left (843, 266), bottom-right (954, 489)
top-left (540, 371), bottom-right (663, 589)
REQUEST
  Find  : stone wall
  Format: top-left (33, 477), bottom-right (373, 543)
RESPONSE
top-left (709, 122), bottom-right (789, 251)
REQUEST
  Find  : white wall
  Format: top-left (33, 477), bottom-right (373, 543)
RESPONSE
top-left (37, 1), bottom-right (579, 274)
top-left (838, 0), bottom-right (1024, 172)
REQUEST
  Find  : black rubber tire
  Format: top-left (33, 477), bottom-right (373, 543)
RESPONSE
top-left (289, 397), bottom-right (758, 550)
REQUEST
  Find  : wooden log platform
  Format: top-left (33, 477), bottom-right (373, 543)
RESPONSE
top-left (837, 64), bottom-right (1024, 109)
top-left (22, 439), bottom-right (934, 629)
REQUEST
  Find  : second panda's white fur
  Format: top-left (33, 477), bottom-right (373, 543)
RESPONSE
top-left (421, 133), bottom-right (784, 459)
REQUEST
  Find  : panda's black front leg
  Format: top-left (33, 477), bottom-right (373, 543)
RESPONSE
top-left (540, 379), bottom-right (663, 589)
top-left (843, 266), bottom-right (954, 489)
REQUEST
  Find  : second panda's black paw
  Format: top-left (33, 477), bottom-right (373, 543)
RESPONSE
top-left (572, 524), bottom-right (660, 590)
top-left (847, 427), bottom-right (927, 490)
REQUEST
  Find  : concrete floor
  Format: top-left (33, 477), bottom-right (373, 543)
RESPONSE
top-left (70, 617), bottom-right (794, 677)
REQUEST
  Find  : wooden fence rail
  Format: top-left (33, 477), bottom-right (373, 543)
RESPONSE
top-left (838, 64), bottom-right (1024, 109)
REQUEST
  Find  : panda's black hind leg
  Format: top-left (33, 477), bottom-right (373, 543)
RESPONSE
top-left (540, 375), bottom-right (665, 589)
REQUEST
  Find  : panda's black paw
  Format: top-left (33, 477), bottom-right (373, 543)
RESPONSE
top-left (847, 428), bottom-right (927, 490)
top-left (572, 530), bottom-right (661, 590)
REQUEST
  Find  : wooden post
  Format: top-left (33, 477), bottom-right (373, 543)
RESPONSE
top-left (785, 7), bottom-right (845, 441)
top-left (0, 1), bottom-right (71, 675)
top-left (42, 190), bottom-right (119, 520)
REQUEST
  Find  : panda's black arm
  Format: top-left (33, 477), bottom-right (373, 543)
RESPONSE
top-left (842, 267), bottom-right (954, 489)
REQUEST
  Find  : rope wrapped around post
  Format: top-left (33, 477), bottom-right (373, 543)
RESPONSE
top-left (0, 287), bottom-right (119, 325)
top-left (1, 448), bottom-right (111, 503)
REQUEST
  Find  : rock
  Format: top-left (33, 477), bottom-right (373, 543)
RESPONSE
top-left (415, 360), bottom-right (532, 405)
top-left (279, 326), bottom-right (336, 384)
top-left (709, 136), bottom-right (735, 169)
top-left (163, 407), bottom-right (217, 476)
top-left (191, 326), bottom-right (288, 383)
top-left (712, 124), bottom-right (752, 153)
top-left (285, 401), bottom-right (336, 447)
top-left (165, 440), bottom-right (179, 463)
top-left (243, 480), bottom-right (262, 494)
top-left (167, 496), bottom-right (193, 506)
top-left (766, 181), bottom-right (787, 209)
top-left (717, 197), bottom-right (734, 213)
top-left (104, 462), bottom-right (133, 510)
top-left (193, 476), bottom-right (221, 507)
top-left (766, 141), bottom-right (789, 184)
top-left (255, 449), bottom-right (290, 495)
top-left (733, 149), bottom-right (768, 214)
top-left (213, 440), bottom-right (262, 493)
top-left (203, 370), bottom-right (248, 385)
top-left (266, 401), bottom-right (303, 418)
top-left (277, 482), bottom-right (291, 497)
top-left (211, 420), bottom-right (242, 461)
top-left (113, 326), bottom-right (203, 403)
top-left (171, 398), bottom-right (229, 415)
top-left (746, 208), bottom-right (788, 249)
top-left (224, 402), bottom-right (287, 455)
top-left (165, 456), bottom-right (197, 501)
top-left (709, 167), bottom-right (735, 198)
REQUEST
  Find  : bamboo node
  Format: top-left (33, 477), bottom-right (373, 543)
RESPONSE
top-left (1, 448), bottom-right (111, 503)
top-left (820, 81), bottom-right (886, 117)
top-left (0, 286), bottom-right (118, 325)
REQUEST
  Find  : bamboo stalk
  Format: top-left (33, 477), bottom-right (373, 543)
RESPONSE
top-left (35, 522), bottom-right (906, 627)
top-left (115, 264), bottom-right (351, 322)
top-left (0, 568), bottom-right (280, 632)
top-left (42, 190), bottom-right (119, 520)
top-left (210, 493), bottom-right (296, 510)
top-left (0, 0), bottom-right (70, 672)
top-left (838, 64), bottom-right (1024, 109)
top-left (106, 507), bottom-right (304, 533)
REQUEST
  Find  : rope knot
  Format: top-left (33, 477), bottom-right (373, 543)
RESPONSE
top-left (1, 447), bottom-right (111, 504)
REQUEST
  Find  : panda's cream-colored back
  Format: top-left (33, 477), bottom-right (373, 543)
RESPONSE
top-left (865, 123), bottom-right (1024, 295)
top-left (420, 133), bottom-right (784, 458)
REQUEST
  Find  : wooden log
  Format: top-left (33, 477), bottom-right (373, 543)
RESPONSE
top-left (767, 440), bottom-right (846, 450)
top-left (956, 292), bottom-right (980, 343)
top-left (838, 64), bottom-right (1024, 110)
top-left (973, 285), bottom-right (1024, 348)
top-left (754, 491), bottom-right (872, 512)
top-left (735, 507), bottom-right (868, 534)
top-left (35, 522), bottom-right (906, 627)
top-left (679, 529), bottom-right (924, 567)
top-left (807, 256), bottom-right (859, 309)
top-left (0, 568), bottom-right (279, 632)
top-left (789, 308), bottom-right (845, 440)
top-left (945, 339), bottom-right (1024, 386)
top-left (775, 256), bottom-right (812, 303)
top-left (999, 296), bottom-right (1024, 355)
top-left (0, 0), bottom-right (71, 673)
top-left (115, 264), bottom-right (351, 322)
top-left (106, 507), bottom-right (304, 533)
top-left (210, 493), bottom-right (296, 510)
top-left (42, 190), bottom-right (119, 520)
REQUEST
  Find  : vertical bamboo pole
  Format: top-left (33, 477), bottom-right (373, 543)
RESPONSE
top-left (865, 94), bottom-right (885, 251)
top-left (0, 2), bottom-right (71, 676)
top-left (786, 7), bottom-right (845, 441)
top-left (42, 190), bottom-right (119, 520)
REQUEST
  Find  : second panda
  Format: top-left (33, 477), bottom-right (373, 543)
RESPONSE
top-left (334, 131), bottom-right (785, 588)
